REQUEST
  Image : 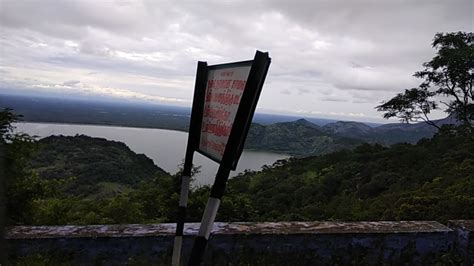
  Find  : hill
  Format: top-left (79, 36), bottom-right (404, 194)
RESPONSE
top-left (204, 128), bottom-right (474, 222)
top-left (322, 116), bottom-right (457, 145)
top-left (3, 94), bottom-right (457, 157)
top-left (5, 133), bottom-right (178, 225)
top-left (244, 117), bottom-right (456, 157)
top-left (245, 119), bottom-right (363, 156)
top-left (28, 135), bottom-right (170, 197)
top-left (6, 123), bottom-right (473, 225)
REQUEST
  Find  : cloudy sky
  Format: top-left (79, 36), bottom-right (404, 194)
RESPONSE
top-left (0, 0), bottom-right (472, 122)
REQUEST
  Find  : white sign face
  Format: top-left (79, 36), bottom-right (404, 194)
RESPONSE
top-left (199, 65), bottom-right (252, 161)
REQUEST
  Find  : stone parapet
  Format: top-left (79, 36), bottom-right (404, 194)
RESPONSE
top-left (5, 221), bottom-right (466, 265)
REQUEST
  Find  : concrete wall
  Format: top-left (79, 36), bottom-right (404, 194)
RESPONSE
top-left (449, 220), bottom-right (474, 265)
top-left (5, 221), bottom-right (473, 265)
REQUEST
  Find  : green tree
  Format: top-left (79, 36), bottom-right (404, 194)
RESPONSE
top-left (0, 108), bottom-right (48, 225)
top-left (377, 32), bottom-right (473, 129)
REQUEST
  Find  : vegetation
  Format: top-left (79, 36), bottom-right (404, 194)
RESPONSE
top-left (1, 109), bottom-right (177, 225)
top-left (246, 117), bottom-right (444, 156)
top-left (2, 108), bottom-right (472, 225)
top-left (29, 135), bottom-right (168, 196)
top-left (245, 119), bottom-right (363, 156)
top-left (377, 32), bottom-right (473, 129)
top-left (216, 126), bottom-right (474, 223)
top-left (1, 109), bottom-right (44, 225)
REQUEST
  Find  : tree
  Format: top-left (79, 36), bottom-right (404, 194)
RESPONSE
top-left (377, 32), bottom-right (473, 129)
top-left (0, 108), bottom-right (20, 142)
top-left (377, 88), bottom-right (439, 129)
top-left (0, 108), bottom-right (46, 225)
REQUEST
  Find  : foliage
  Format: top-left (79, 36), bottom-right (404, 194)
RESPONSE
top-left (0, 108), bottom-right (19, 141)
top-left (215, 126), bottom-right (474, 223)
top-left (1, 108), bottom-right (46, 225)
top-left (377, 88), bottom-right (439, 128)
top-left (0, 108), bottom-right (178, 225)
top-left (21, 136), bottom-right (178, 225)
top-left (3, 108), bottom-right (472, 225)
top-left (28, 135), bottom-right (169, 196)
top-left (377, 32), bottom-right (473, 129)
top-left (245, 119), bottom-right (363, 156)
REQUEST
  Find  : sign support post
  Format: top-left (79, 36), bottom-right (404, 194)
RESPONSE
top-left (173, 51), bottom-right (270, 266)
top-left (172, 62), bottom-right (207, 266)
top-left (187, 165), bottom-right (231, 265)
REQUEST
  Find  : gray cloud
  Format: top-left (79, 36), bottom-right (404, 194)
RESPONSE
top-left (298, 88), bottom-right (312, 95)
top-left (321, 97), bottom-right (348, 103)
top-left (0, 0), bottom-right (472, 122)
top-left (62, 80), bottom-right (81, 86)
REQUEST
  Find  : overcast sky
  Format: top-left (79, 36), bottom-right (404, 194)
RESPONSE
top-left (1, 0), bottom-right (472, 122)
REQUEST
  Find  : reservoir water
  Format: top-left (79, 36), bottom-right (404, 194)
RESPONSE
top-left (15, 122), bottom-right (288, 186)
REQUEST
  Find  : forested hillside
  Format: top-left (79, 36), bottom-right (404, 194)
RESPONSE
top-left (245, 119), bottom-right (363, 156)
top-left (28, 135), bottom-right (170, 197)
top-left (244, 117), bottom-right (451, 156)
top-left (3, 129), bottom-right (177, 225)
top-left (4, 116), bottom-right (473, 225)
top-left (213, 127), bottom-right (474, 222)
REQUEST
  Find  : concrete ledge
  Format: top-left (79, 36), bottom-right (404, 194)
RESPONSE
top-left (5, 221), bottom-right (450, 239)
top-left (5, 221), bottom-right (459, 265)
top-left (449, 220), bottom-right (473, 265)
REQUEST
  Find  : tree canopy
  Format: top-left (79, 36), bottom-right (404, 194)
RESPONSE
top-left (377, 32), bottom-right (473, 129)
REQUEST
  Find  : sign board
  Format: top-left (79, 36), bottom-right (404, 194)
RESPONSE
top-left (187, 51), bottom-right (271, 170)
top-left (199, 64), bottom-right (252, 162)
top-left (173, 51), bottom-right (270, 266)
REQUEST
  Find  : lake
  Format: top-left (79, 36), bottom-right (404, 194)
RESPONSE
top-left (15, 122), bottom-right (288, 186)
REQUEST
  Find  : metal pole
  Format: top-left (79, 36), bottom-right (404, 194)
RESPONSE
top-left (172, 61), bottom-right (207, 266)
top-left (187, 165), bottom-right (230, 266)
top-left (172, 149), bottom-right (194, 266)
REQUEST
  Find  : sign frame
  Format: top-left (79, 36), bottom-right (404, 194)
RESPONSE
top-left (189, 52), bottom-right (270, 170)
top-left (173, 51), bottom-right (270, 266)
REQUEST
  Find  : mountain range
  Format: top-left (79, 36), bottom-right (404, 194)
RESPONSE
top-left (245, 116), bottom-right (455, 156)
top-left (1, 93), bottom-right (456, 157)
